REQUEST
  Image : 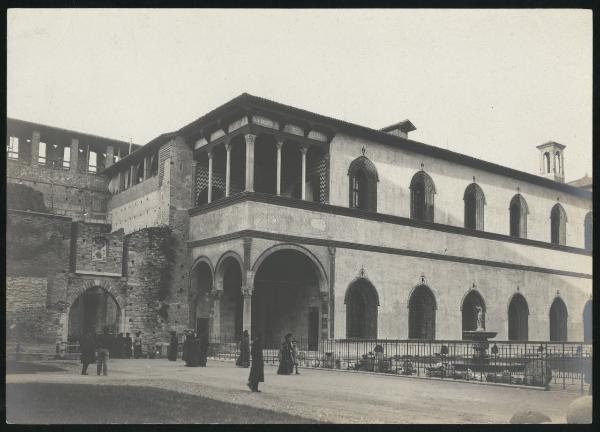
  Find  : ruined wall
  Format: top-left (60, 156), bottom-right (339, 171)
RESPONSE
top-left (7, 159), bottom-right (109, 222)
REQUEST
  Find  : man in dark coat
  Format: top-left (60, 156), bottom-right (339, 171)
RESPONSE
top-left (80, 332), bottom-right (96, 375)
top-left (124, 333), bottom-right (133, 359)
top-left (133, 331), bottom-right (143, 359)
top-left (168, 331), bottom-right (178, 361)
top-left (236, 330), bottom-right (250, 368)
top-left (248, 333), bottom-right (264, 392)
top-left (277, 333), bottom-right (294, 375)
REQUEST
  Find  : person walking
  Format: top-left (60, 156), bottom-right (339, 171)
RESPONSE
top-left (80, 332), bottom-right (96, 375)
top-left (236, 330), bottom-right (250, 368)
top-left (133, 331), bottom-right (143, 359)
top-left (291, 339), bottom-right (300, 375)
top-left (168, 331), bottom-right (178, 361)
top-left (248, 333), bottom-right (264, 392)
top-left (277, 333), bottom-right (294, 375)
top-left (96, 327), bottom-right (111, 376)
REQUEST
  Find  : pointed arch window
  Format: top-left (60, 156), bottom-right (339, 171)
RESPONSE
top-left (508, 293), bottom-right (529, 341)
top-left (463, 183), bottom-right (486, 230)
top-left (549, 297), bottom-right (568, 341)
top-left (348, 156), bottom-right (378, 212)
top-left (509, 194), bottom-right (528, 238)
top-left (550, 203), bottom-right (567, 245)
top-left (410, 171), bottom-right (436, 222)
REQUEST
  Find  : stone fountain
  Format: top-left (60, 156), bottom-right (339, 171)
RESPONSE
top-left (462, 306), bottom-right (497, 363)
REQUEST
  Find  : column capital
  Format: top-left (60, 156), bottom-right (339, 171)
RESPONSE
top-left (300, 145), bottom-right (309, 155)
top-left (225, 141), bottom-right (232, 152)
top-left (212, 289), bottom-right (223, 300)
top-left (276, 140), bottom-right (284, 150)
top-left (328, 246), bottom-right (336, 257)
top-left (207, 150), bottom-right (214, 159)
top-left (242, 287), bottom-right (253, 298)
top-left (244, 133), bottom-right (256, 146)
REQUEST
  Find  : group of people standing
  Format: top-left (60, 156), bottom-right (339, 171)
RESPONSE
top-left (179, 331), bottom-right (209, 367)
top-left (277, 333), bottom-right (300, 375)
top-left (79, 329), bottom-right (146, 376)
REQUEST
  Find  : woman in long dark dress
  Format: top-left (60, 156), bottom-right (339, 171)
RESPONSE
top-left (248, 334), bottom-right (264, 392)
top-left (168, 331), bottom-right (178, 361)
top-left (236, 330), bottom-right (250, 368)
top-left (277, 333), bottom-right (294, 375)
top-left (182, 332), bottom-right (191, 363)
top-left (185, 332), bottom-right (200, 367)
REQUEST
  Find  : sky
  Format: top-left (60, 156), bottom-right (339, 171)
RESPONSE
top-left (7, 9), bottom-right (593, 182)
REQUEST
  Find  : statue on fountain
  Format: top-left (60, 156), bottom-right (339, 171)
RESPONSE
top-left (475, 305), bottom-right (485, 331)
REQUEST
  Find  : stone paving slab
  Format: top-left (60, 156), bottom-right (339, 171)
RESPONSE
top-left (5, 358), bottom-right (583, 424)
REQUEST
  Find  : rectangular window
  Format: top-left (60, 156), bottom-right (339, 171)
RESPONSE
top-left (63, 146), bottom-right (71, 169)
top-left (88, 151), bottom-right (97, 173)
top-left (7, 136), bottom-right (19, 160)
top-left (38, 142), bottom-right (47, 165)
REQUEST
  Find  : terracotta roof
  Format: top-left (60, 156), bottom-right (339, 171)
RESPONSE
top-left (567, 174), bottom-right (593, 189)
top-left (100, 93), bottom-right (592, 200)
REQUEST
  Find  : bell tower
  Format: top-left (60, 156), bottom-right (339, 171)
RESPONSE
top-left (536, 141), bottom-right (566, 183)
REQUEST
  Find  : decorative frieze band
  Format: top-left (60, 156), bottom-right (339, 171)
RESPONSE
top-left (307, 130), bottom-right (328, 142)
top-left (251, 115), bottom-right (279, 130)
top-left (228, 117), bottom-right (249, 133)
top-left (284, 124), bottom-right (304, 136)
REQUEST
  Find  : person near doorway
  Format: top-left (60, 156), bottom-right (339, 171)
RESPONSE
top-left (248, 333), bottom-right (264, 392)
top-left (198, 331), bottom-right (208, 367)
top-left (277, 333), bottom-right (294, 375)
top-left (236, 330), bottom-right (250, 368)
top-left (96, 327), bottom-right (111, 376)
top-left (80, 332), bottom-right (96, 375)
top-left (133, 331), bottom-right (143, 359)
top-left (168, 331), bottom-right (178, 361)
top-left (291, 339), bottom-right (300, 375)
top-left (116, 333), bottom-right (125, 358)
top-left (124, 333), bottom-right (133, 359)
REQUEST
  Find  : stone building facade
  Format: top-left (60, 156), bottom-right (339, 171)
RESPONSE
top-left (6, 94), bottom-right (593, 350)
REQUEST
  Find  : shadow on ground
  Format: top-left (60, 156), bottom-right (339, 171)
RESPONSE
top-left (6, 361), bottom-right (68, 374)
top-left (6, 383), bottom-right (322, 424)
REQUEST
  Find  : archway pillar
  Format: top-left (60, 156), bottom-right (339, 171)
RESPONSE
top-left (211, 289), bottom-right (223, 340)
top-left (242, 270), bottom-right (255, 336)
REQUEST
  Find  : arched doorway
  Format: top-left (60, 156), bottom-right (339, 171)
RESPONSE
top-left (219, 257), bottom-right (243, 340)
top-left (508, 293), bottom-right (529, 341)
top-left (408, 285), bottom-right (436, 339)
top-left (549, 297), bottom-right (568, 341)
top-left (583, 300), bottom-right (592, 343)
top-left (190, 260), bottom-right (212, 339)
top-left (252, 249), bottom-right (323, 349)
top-left (345, 278), bottom-right (379, 339)
top-left (68, 286), bottom-right (120, 342)
top-left (462, 290), bottom-right (486, 337)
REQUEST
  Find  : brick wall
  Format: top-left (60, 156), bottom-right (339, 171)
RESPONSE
top-left (6, 277), bottom-right (61, 343)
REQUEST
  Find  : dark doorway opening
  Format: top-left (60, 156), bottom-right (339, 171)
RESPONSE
top-left (408, 285), bottom-right (436, 339)
top-left (308, 307), bottom-right (319, 351)
top-left (508, 294), bottom-right (529, 341)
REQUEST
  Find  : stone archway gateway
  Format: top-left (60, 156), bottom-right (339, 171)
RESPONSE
top-left (68, 286), bottom-right (121, 342)
top-left (251, 248), bottom-right (326, 350)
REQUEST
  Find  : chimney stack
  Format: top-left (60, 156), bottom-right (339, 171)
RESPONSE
top-left (380, 119), bottom-right (416, 139)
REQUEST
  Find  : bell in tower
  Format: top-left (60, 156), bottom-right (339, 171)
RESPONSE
top-left (536, 141), bottom-right (566, 183)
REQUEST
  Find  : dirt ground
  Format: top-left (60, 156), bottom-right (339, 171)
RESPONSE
top-left (5, 358), bottom-right (584, 424)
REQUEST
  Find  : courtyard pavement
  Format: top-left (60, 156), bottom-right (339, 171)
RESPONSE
top-left (5, 358), bottom-right (584, 423)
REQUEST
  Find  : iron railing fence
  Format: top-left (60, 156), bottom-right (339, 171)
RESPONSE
top-left (54, 337), bottom-right (592, 392)
top-left (208, 337), bottom-right (592, 392)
